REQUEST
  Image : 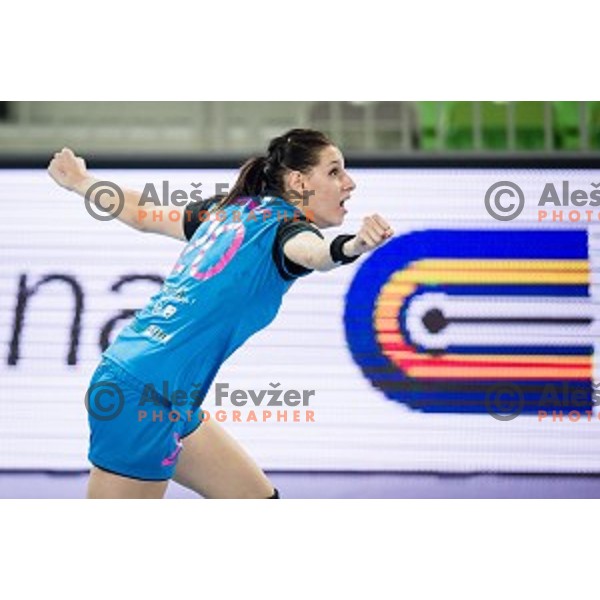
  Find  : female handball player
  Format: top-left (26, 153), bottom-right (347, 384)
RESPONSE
top-left (48, 129), bottom-right (393, 499)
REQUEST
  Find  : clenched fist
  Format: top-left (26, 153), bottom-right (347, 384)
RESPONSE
top-left (48, 147), bottom-right (89, 192)
top-left (347, 214), bottom-right (394, 256)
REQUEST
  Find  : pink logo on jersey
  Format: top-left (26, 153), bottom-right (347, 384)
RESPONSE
top-left (161, 433), bottom-right (183, 467)
top-left (172, 221), bottom-right (246, 282)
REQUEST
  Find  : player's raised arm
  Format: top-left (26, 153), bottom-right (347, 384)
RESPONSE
top-left (283, 214), bottom-right (394, 272)
top-left (47, 147), bottom-right (187, 240)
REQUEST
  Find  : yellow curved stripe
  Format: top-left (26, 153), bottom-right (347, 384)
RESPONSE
top-left (385, 352), bottom-right (591, 366)
top-left (371, 259), bottom-right (591, 378)
top-left (397, 259), bottom-right (589, 272)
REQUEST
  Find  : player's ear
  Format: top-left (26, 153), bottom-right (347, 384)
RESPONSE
top-left (285, 170), bottom-right (305, 198)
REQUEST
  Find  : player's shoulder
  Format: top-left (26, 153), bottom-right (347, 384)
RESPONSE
top-left (183, 195), bottom-right (224, 241)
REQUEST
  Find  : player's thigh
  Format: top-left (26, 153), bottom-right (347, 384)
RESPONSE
top-left (173, 418), bottom-right (274, 499)
top-left (87, 466), bottom-right (169, 499)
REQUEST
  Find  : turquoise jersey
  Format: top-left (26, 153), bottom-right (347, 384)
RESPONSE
top-left (102, 195), bottom-right (315, 406)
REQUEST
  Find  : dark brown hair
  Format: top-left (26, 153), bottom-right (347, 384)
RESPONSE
top-left (214, 128), bottom-right (333, 210)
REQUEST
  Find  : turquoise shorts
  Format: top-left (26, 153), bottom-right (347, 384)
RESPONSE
top-left (86, 357), bottom-right (203, 481)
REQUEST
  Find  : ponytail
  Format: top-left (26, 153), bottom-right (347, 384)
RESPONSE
top-left (213, 156), bottom-right (267, 211)
top-left (215, 128), bottom-right (332, 211)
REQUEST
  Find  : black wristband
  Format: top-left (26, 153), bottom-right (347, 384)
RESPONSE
top-left (330, 234), bottom-right (360, 265)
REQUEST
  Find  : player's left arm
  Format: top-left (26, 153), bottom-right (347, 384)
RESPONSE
top-left (284, 214), bottom-right (394, 272)
top-left (48, 147), bottom-right (189, 240)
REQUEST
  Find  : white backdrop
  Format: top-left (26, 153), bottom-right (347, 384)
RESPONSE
top-left (1, 166), bottom-right (599, 472)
